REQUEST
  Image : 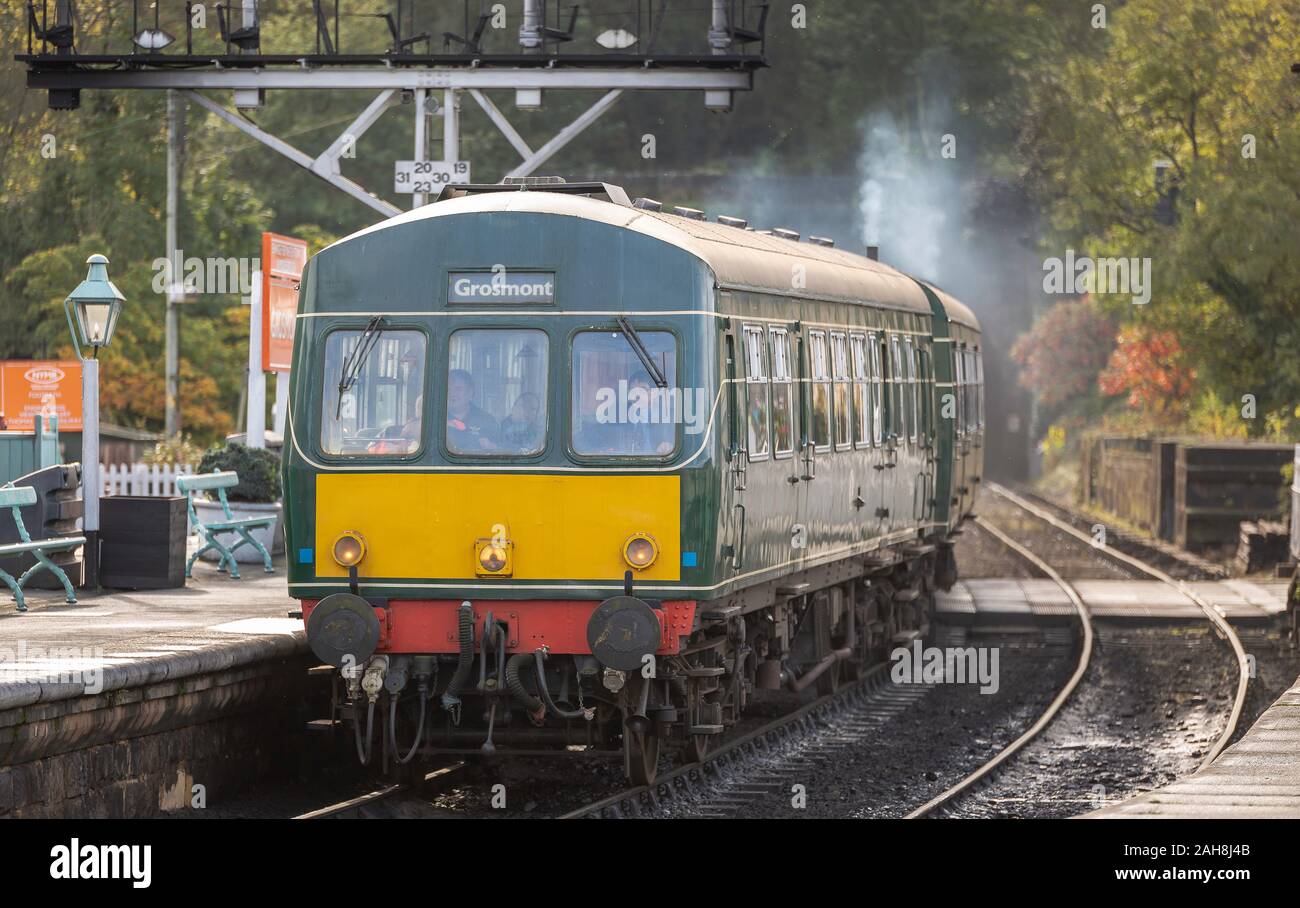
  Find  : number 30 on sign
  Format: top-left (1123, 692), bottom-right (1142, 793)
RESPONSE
top-left (394, 160), bottom-right (471, 194)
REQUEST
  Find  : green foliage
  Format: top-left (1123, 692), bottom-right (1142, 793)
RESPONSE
top-left (141, 435), bottom-right (205, 468)
top-left (1021, 0), bottom-right (1300, 440)
top-left (197, 443), bottom-right (282, 503)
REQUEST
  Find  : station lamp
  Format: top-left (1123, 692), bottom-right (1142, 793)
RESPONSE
top-left (64, 254), bottom-right (125, 356)
top-left (63, 253), bottom-right (126, 590)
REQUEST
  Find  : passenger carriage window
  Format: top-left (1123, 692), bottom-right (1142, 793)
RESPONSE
top-left (954, 344), bottom-right (966, 438)
top-left (808, 330), bottom-right (832, 451)
top-left (742, 325), bottom-right (770, 461)
top-left (889, 334), bottom-right (905, 441)
top-left (446, 329), bottom-right (549, 456)
top-left (919, 347), bottom-right (932, 439)
top-left (572, 330), bottom-right (677, 457)
top-left (769, 327), bottom-right (794, 456)
top-left (974, 349), bottom-right (985, 430)
top-left (967, 346), bottom-right (977, 431)
top-left (869, 332), bottom-right (884, 446)
top-left (850, 333), bottom-right (870, 448)
top-left (320, 328), bottom-right (426, 457)
top-left (830, 332), bottom-right (852, 451)
top-left (905, 336), bottom-right (918, 443)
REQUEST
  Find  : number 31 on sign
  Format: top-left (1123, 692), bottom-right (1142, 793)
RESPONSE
top-left (394, 160), bottom-right (471, 194)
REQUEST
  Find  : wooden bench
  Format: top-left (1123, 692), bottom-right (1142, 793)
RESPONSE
top-left (176, 471), bottom-right (277, 579)
top-left (0, 484), bottom-right (85, 612)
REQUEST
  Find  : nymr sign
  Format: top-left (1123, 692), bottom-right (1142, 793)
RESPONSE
top-left (449, 270), bottom-right (555, 304)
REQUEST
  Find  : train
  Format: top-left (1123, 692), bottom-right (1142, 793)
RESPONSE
top-left (281, 179), bottom-right (984, 783)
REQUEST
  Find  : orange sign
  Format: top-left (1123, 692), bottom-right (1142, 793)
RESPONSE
top-left (261, 232), bottom-right (309, 373)
top-left (0, 360), bottom-right (83, 431)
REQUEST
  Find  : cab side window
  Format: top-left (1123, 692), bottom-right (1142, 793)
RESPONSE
top-left (769, 326), bottom-right (795, 456)
top-left (320, 328), bottom-right (426, 457)
top-left (743, 324), bottom-right (770, 461)
top-left (808, 329), bottom-right (832, 451)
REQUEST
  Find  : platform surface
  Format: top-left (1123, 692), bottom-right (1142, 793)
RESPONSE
top-left (0, 558), bottom-right (301, 708)
top-left (937, 579), bottom-right (1288, 623)
top-left (1088, 670), bottom-right (1300, 818)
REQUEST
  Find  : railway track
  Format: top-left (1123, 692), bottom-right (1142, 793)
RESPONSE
top-left (560, 662), bottom-right (928, 819)
top-left (984, 481), bottom-right (1250, 770)
top-left (905, 511), bottom-right (1094, 818)
top-left (293, 763), bottom-right (466, 819)
top-left (905, 482), bottom-right (1253, 819)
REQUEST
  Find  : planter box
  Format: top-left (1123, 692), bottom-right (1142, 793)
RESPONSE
top-left (194, 499), bottom-right (283, 563)
top-left (100, 496), bottom-right (187, 590)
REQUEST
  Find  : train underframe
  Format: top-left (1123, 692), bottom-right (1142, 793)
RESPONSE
top-left (314, 541), bottom-right (958, 785)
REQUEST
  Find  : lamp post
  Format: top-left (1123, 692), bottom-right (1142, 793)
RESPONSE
top-left (64, 253), bottom-right (125, 588)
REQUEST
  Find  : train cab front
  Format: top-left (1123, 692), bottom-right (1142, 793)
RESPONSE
top-left (296, 494), bottom-right (699, 773)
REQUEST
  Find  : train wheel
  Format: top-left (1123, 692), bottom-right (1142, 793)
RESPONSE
top-left (624, 723), bottom-right (659, 786)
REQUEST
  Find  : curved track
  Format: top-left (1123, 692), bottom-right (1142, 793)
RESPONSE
top-left (905, 513), bottom-right (1095, 818)
top-left (985, 481), bottom-right (1250, 769)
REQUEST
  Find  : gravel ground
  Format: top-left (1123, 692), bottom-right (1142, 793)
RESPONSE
top-left (647, 629), bottom-right (1074, 818)
top-left (945, 626), bottom-right (1234, 818)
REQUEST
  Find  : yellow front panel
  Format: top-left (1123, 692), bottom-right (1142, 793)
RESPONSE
top-left (314, 473), bottom-right (681, 582)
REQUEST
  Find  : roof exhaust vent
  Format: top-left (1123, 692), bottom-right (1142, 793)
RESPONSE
top-left (672, 206), bottom-right (706, 220)
top-left (754, 229), bottom-right (775, 236)
top-left (632, 197), bottom-right (663, 211)
top-left (772, 228), bottom-right (800, 241)
top-left (717, 215), bottom-right (748, 229)
top-left (866, 245), bottom-right (879, 260)
top-left (808, 236), bottom-right (835, 247)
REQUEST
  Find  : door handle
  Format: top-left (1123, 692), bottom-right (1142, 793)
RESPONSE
top-left (732, 503), bottom-right (746, 570)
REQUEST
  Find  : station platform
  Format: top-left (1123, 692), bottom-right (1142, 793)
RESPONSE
top-left (0, 559), bottom-right (311, 817)
top-left (1088, 671), bottom-right (1300, 818)
top-left (937, 578), bottom-right (1289, 625)
top-left (0, 561), bottom-right (302, 711)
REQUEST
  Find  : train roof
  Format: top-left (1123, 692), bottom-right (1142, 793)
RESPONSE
top-left (916, 280), bottom-right (980, 332)
top-left (324, 188), bottom-right (979, 328)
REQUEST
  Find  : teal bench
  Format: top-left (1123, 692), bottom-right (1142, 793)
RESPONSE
top-left (0, 484), bottom-right (85, 612)
top-left (177, 471), bottom-right (276, 579)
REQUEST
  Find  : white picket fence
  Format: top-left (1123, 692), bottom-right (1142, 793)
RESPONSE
top-left (100, 462), bottom-right (196, 497)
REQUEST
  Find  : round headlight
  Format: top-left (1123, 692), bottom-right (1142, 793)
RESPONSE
top-left (333, 532), bottom-right (366, 567)
top-left (623, 534), bottom-right (658, 570)
top-left (478, 542), bottom-right (508, 573)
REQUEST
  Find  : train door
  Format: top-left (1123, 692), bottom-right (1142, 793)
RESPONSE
top-left (917, 342), bottom-right (937, 525)
top-left (722, 324), bottom-right (745, 574)
top-left (850, 332), bottom-right (883, 539)
top-left (738, 323), bottom-right (773, 572)
top-left (768, 325), bottom-right (804, 553)
top-left (952, 342), bottom-right (969, 519)
top-left (879, 332), bottom-right (900, 534)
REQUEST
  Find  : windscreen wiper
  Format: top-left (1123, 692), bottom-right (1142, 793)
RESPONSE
top-left (336, 316), bottom-right (385, 419)
top-left (615, 315), bottom-right (668, 388)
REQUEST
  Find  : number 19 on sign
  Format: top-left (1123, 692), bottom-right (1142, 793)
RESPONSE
top-left (394, 160), bottom-right (471, 194)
